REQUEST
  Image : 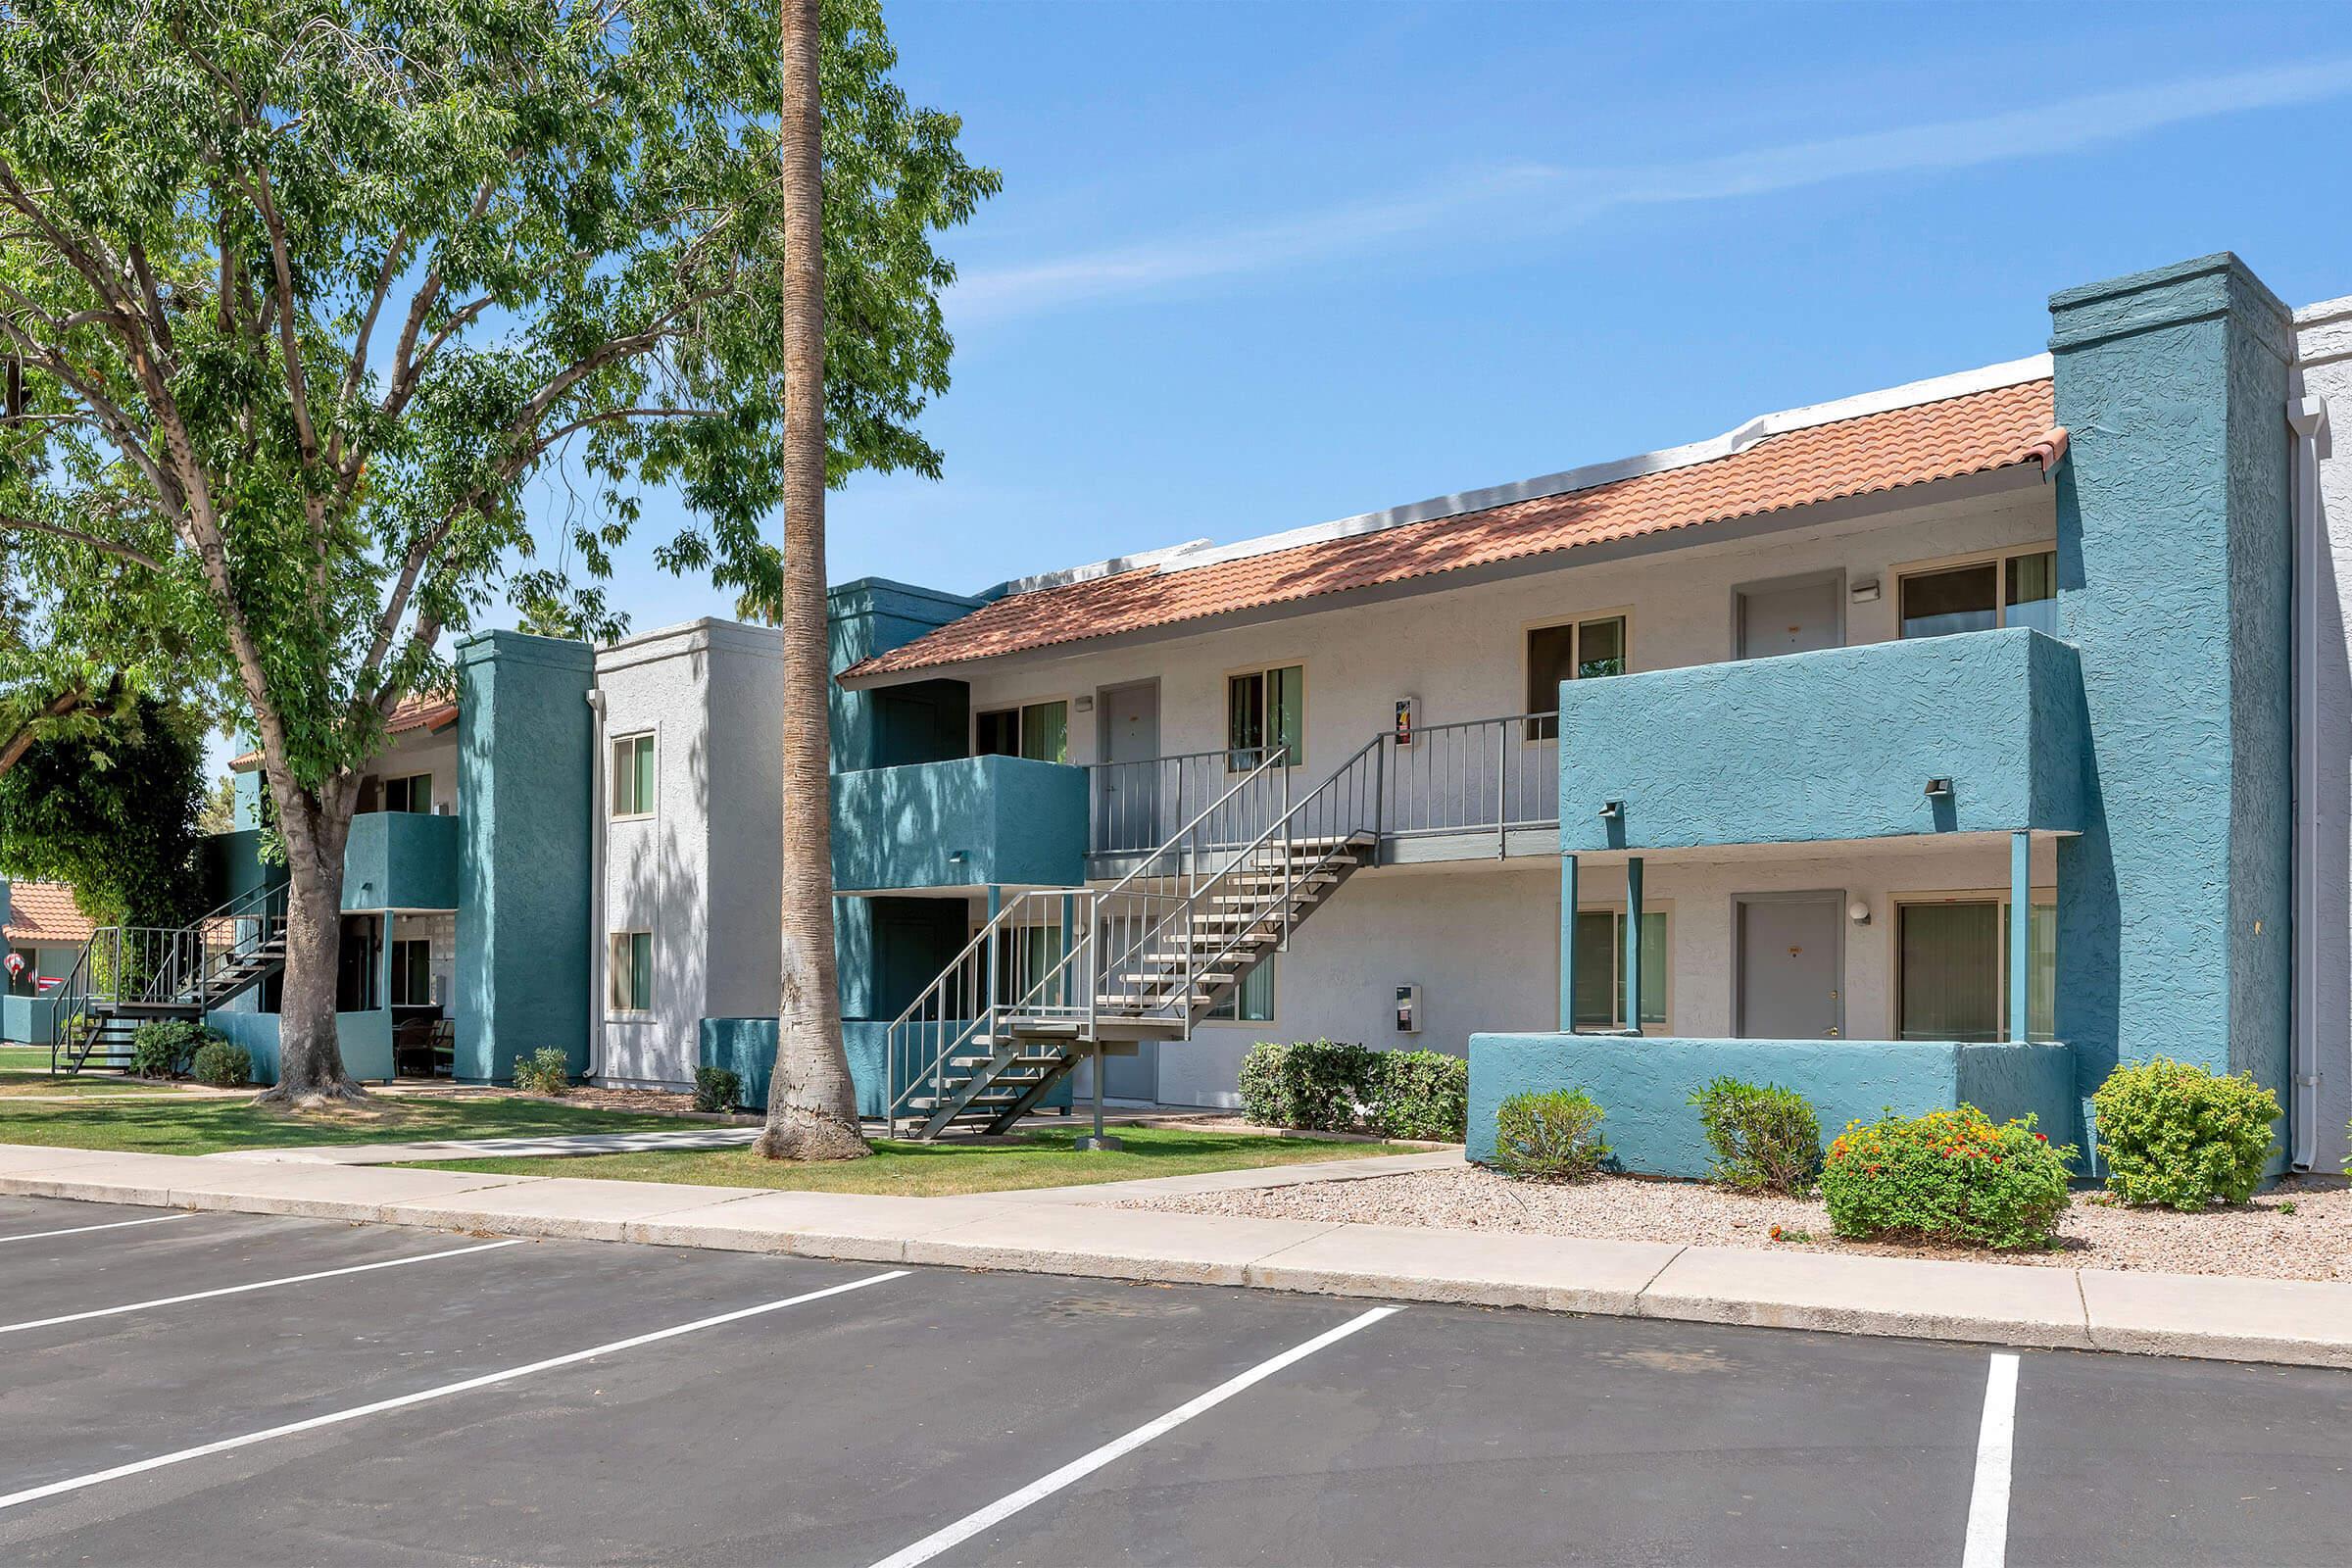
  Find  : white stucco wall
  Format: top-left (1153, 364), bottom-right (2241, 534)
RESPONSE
top-left (591, 618), bottom-right (785, 1088)
top-left (364, 731), bottom-right (460, 815)
top-left (2294, 297), bottom-right (2352, 1173)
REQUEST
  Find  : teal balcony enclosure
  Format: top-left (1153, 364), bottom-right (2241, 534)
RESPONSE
top-left (340, 810), bottom-right (462, 910)
top-left (1559, 627), bottom-right (2087, 851)
top-left (832, 756), bottom-right (1090, 892)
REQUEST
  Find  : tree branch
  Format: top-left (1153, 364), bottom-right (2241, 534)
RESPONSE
top-left (0, 515), bottom-right (168, 573)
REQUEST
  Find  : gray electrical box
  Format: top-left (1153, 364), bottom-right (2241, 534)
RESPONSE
top-left (1394, 983), bottom-right (1421, 1034)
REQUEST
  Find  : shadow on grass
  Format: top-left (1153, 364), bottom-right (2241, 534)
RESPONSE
top-left (0, 1093), bottom-right (690, 1155)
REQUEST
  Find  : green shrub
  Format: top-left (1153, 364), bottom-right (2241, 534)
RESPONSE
top-left (1236, 1039), bottom-right (1373, 1131)
top-left (131, 1019), bottom-right (207, 1079)
top-left (1492, 1089), bottom-right (1611, 1182)
top-left (694, 1065), bottom-right (742, 1114)
top-left (1365, 1051), bottom-right (1469, 1141)
top-left (1821, 1106), bottom-right (2074, 1250)
top-left (513, 1047), bottom-right (571, 1097)
top-left (188, 1038), bottom-right (251, 1089)
top-left (1690, 1076), bottom-right (1822, 1195)
top-left (2090, 1057), bottom-right (2278, 1209)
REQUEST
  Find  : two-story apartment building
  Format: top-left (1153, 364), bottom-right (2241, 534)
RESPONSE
top-left (123, 251), bottom-right (2341, 1178)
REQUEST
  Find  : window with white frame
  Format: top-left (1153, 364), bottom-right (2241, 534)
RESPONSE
top-left (1898, 549), bottom-right (2057, 640)
top-left (1894, 896), bottom-right (2054, 1042)
top-left (608, 930), bottom-right (654, 1013)
top-left (975, 700), bottom-right (1069, 764)
top-left (1569, 906), bottom-right (1666, 1030)
top-left (612, 733), bottom-right (656, 818)
top-left (381, 772), bottom-right (433, 814)
top-left (1226, 665), bottom-right (1302, 770)
top-left (1527, 616), bottom-right (1627, 740)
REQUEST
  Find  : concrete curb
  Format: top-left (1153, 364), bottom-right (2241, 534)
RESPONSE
top-left (1, 1148), bottom-right (2345, 1369)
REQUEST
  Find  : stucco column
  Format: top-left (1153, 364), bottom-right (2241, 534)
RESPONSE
top-left (1557, 854), bottom-right (1578, 1032)
top-left (2010, 832), bottom-right (2031, 1045)
top-left (1623, 857), bottom-right (1643, 1036)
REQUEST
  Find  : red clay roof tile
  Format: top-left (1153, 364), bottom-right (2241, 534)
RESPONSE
top-left (847, 378), bottom-right (2059, 680)
top-left (4, 881), bottom-right (92, 946)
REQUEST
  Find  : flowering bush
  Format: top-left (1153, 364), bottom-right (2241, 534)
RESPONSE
top-left (2089, 1057), bottom-right (2278, 1209)
top-left (1820, 1106), bottom-right (2075, 1250)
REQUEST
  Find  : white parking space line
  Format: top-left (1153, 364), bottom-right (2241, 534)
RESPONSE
top-left (0, 1238), bottom-right (524, 1338)
top-left (1962, 1352), bottom-right (2020, 1568)
top-left (0, 1267), bottom-right (909, 1513)
top-left (866, 1304), bottom-right (1405, 1568)
top-left (0, 1212), bottom-right (191, 1246)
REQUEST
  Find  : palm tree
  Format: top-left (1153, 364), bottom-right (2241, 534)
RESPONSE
top-left (757, 0), bottom-right (867, 1161)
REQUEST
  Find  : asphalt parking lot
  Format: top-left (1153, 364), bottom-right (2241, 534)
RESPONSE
top-left (0, 1193), bottom-right (2344, 1567)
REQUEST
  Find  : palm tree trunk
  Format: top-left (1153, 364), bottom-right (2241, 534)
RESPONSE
top-left (757, 0), bottom-right (866, 1161)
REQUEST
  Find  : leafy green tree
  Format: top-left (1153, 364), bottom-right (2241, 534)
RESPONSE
top-left (0, 0), bottom-right (994, 1103)
top-left (0, 696), bottom-right (207, 930)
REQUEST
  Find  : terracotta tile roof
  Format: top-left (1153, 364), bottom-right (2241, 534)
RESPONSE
top-left (846, 378), bottom-right (2060, 680)
top-left (230, 692), bottom-right (458, 770)
top-left (3, 881), bottom-right (92, 947)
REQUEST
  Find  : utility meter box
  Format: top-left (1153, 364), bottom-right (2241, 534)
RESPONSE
top-left (1394, 983), bottom-right (1421, 1034)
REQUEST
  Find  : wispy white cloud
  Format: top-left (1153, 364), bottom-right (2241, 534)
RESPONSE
top-left (952, 58), bottom-right (2352, 321)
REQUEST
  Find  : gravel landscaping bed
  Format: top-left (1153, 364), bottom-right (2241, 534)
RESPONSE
top-left (1122, 1164), bottom-right (2352, 1280)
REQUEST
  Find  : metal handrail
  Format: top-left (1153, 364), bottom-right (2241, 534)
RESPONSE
top-left (43, 880), bottom-right (293, 1073)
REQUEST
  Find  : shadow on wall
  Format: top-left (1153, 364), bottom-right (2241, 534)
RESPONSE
top-left (601, 719), bottom-right (711, 1089)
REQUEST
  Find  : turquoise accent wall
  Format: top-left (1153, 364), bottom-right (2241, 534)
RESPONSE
top-left (340, 811), bottom-right (461, 911)
top-left (231, 768), bottom-right (263, 831)
top-left (2049, 255), bottom-right (2294, 1131)
top-left (828, 577), bottom-right (982, 771)
top-left (1467, 1033), bottom-right (2079, 1177)
top-left (832, 756), bottom-right (1090, 892)
top-left (200, 829), bottom-right (287, 907)
top-left (1, 995), bottom-right (54, 1046)
top-left (455, 630), bottom-right (594, 1085)
top-left (1557, 627), bottom-right (2086, 851)
top-left (207, 1008), bottom-right (396, 1085)
top-left (700, 1015), bottom-right (1073, 1119)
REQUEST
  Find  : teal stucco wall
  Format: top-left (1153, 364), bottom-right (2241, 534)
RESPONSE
top-left (340, 811), bottom-right (461, 912)
top-left (1, 995), bottom-right (54, 1046)
top-left (2049, 255), bottom-right (2294, 1136)
top-left (455, 630), bottom-right (594, 1084)
top-left (700, 1016), bottom-right (1073, 1119)
top-left (1467, 1033), bottom-right (2080, 1177)
top-left (1557, 627), bottom-right (2086, 852)
top-left (207, 1008), bottom-right (396, 1085)
top-left (832, 756), bottom-right (1090, 892)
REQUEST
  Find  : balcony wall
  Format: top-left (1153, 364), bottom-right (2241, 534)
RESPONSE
top-left (342, 810), bottom-right (462, 911)
top-left (1558, 627), bottom-right (2086, 851)
top-left (831, 756), bottom-right (1089, 892)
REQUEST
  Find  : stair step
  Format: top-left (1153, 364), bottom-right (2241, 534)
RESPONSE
top-left (948, 1053), bottom-right (1066, 1069)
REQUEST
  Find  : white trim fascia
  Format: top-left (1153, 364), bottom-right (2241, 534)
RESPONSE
top-left (979, 539), bottom-right (1217, 599)
top-left (2295, 295), bottom-right (2352, 369)
top-left (1002, 354), bottom-right (2053, 588)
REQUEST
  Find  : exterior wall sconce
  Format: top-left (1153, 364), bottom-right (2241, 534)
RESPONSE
top-left (1849, 578), bottom-right (1882, 604)
top-left (1598, 801), bottom-right (1624, 819)
top-left (1847, 900), bottom-right (1872, 925)
top-left (1923, 778), bottom-right (1953, 798)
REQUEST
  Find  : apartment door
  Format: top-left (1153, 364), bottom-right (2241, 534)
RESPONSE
top-left (1097, 680), bottom-right (1162, 850)
top-left (1736, 893), bottom-right (1842, 1039)
top-left (1737, 573), bottom-right (1841, 660)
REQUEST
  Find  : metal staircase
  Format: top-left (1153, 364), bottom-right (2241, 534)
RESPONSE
top-left (882, 736), bottom-right (1386, 1140)
top-left (48, 882), bottom-right (289, 1075)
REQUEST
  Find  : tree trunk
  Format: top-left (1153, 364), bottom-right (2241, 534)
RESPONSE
top-left (257, 778), bottom-right (364, 1105)
top-left (757, 0), bottom-right (866, 1161)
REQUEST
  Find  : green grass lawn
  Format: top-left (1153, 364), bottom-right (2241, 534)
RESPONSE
top-left (0, 1092), bottom-right (691, 1156)
top-left (407, 1125), bottom-right (1417, 1197)
top-left (0, 1046), bottom-right (182, 1097)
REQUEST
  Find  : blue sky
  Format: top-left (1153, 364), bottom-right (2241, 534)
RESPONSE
top-left (564, 1), bottom-right (2352, 628)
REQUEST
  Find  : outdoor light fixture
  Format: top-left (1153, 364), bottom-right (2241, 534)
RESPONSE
top-left (1924, 778), bottom-right (1953, 798)
top-left (1847, 900), bottom-right (1872, 925)
top-left (1849, 577), bottom-right (1882, 604)
top-left (1598, 800), bottom-right (1624, 819)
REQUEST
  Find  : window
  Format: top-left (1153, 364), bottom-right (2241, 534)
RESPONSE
top-left (1207, 955), bottom-right (1274, 1023)
top-left (1570, 907), bottom-right (1666, 1030)
top-left (389, 939), bottom-right (433, 1006)
top-left (1895, 898), bottom-right (2054, 1042)
top-left (1899, 550), bottom-right (2057, 640)
top-left (381, 773), bottom-right (433, 814)
top-left (612, 733), bottom-right (656, 818)
top-left (1527, 616), bottom-right (1627, 739)
top-left (974, 700), bottom-right (1069, 764)
top-left (993, 924), bottom-right (1065, 1008)
top-left (608, 930), bottom-right (653, 1013)
top-left (1226, 664), bottom-right (1303, 770)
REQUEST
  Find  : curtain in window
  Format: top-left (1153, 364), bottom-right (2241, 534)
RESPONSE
top-left (1898, 903), bottom-right (1998, 1041)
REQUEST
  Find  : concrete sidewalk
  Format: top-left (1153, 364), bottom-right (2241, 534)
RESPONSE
top-left (0, 1141), bottom-right (2343, 1369)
